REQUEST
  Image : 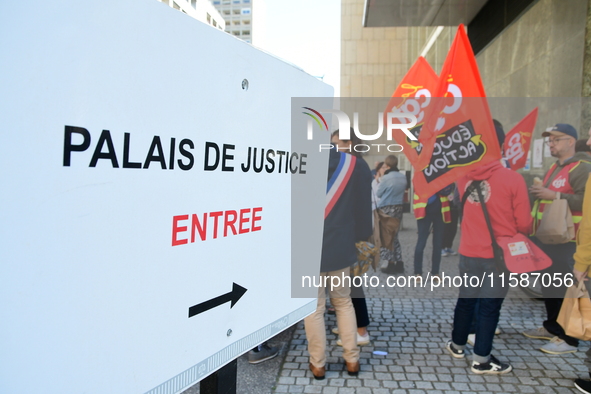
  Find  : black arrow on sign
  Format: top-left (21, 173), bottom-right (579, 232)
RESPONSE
top-left (188, 282), bottom-right (248, 318)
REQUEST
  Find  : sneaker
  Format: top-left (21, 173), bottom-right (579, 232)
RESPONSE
top-left (575, 378), bottom-right (591, 394)
top-left (495, 326), bottom-right (501, 335)
top-left (331, 327), bottom-right (339, 335)
top-left (441, 249), bottom-right (450, 257)
top-left (357, 332), bottom-right (370, 346)
top-left (337, 332), bottom-right (370, 346)
top-left (445, 340), bottom-right (465, 359)
top-left (471, 355), bottom-right (512, 374)
top-left (447, 248), bottom-right (458, 256)
top-left (248, 344), bottom-right (279, 364)
top-left (540, 337), bottom-right (577, 355)
top-left (522, 326), bottom-right (553, 340)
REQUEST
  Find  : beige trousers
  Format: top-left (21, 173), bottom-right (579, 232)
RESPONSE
top-left (304, 267), bottom-right (359, 368)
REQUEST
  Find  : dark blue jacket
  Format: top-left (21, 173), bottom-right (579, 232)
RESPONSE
top-left (320, 150), bottom-right (373, 272)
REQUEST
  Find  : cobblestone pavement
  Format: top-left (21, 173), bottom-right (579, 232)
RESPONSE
top-left (274, 213), bottom-right (589, 394)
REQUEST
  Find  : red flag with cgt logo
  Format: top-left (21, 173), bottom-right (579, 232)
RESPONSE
top-left (383, 56), bottom-right (439, 171)
top-left (412, 24), bottom-right (501, 198)
top-left (503, 107), bottom-right (538, 170)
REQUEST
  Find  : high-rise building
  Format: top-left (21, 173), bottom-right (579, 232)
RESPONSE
top-left (211, 0), bottom-right (259, 45)
top-left (158, 0), bottom-right (226, 31)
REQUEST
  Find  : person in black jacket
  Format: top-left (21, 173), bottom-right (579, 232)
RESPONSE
top-left (329, 131), bottom-right (373, 347)
top-left (304, 147), bottom-right (373, 380)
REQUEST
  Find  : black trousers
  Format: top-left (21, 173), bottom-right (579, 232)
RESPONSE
top-left (537, 240), bottom-right (578, 347)
top-left (350, 282), bottom-right (370, 328)
top-left (442, 207), bottom-right (459, 249)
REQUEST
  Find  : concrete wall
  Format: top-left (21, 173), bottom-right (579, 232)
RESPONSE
top-left (474, 0), bottom-right (589, 178)
top-left (406, 26), bottom-right (455, 75)
top-left (341, 0), bottom-right (408, 98)
top-left (341, 0), bottom-right (414, 168)
top-left (477, 0), bottom-right (587, 98)
top-left (340, 0), bottom-right (591, 174)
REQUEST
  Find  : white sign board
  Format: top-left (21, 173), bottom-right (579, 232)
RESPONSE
top-left (0, 1), bottom-right (331, 393)
top-left (533, 138), bottom-right (544, 168)
top-left (543, 137), bottom-right (552, 157)
top-left (524, 150), bottom-right (531, 171)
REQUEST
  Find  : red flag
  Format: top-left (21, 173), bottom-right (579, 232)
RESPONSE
top-left (383, 57), bottom-right (439, 170)
top-left (412, 24), bottom-right (501, 198)
top-left (503, 107), bottom-right (538, 170)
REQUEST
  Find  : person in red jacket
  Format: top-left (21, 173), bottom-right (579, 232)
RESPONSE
top-left (444, 159), bottom-right (531, 374)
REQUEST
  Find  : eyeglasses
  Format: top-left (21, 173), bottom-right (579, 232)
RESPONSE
top-left (545, 137), bottom-right (570, 146)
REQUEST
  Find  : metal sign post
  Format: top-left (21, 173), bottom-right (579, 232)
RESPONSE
top-left (200, 360), bottom-right (237, 394)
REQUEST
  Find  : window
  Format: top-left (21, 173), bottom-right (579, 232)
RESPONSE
top-left (172, 1), bottom-right (180, 10)
top-left (223, 10), bottom-right (230, 15)
top-left (243, 20), bottom-right (250, 25)
top-left (213, 0), bottom-right (221, 3)
top-left (243, 0), bottom-right (250, 2)
top-left (233, 0), bottom-right (240, 3)
top-left (242, 30), bottom-right (250, 36)
top-left (233, 20), bottom-right (240, 25)
top-left (207, 13), bottom-right (211, 23)
top-left (232, 9), bottom-right (240, 14)
top-left (241, 8), bottom-right (251, 15)
top-left (233, 31), bottom-right (240, 36)
top-left (213, 20), bottom-right (217, 27)
top-left (191, 0), bottom-right (196, 8)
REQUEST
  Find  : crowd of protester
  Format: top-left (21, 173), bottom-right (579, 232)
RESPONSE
top-left (298, 122), bottom-right (591, 392)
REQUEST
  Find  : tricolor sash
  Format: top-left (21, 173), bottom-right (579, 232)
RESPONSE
top-left (325, 152), bottom-right (356, 219)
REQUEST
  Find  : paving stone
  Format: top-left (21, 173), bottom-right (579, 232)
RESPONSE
top-left (383, 380), bottom-right (399, 389)
top-left (270, 213), bottom-right (589, 394)
top-left (415, 381), bottom-right (434, 389)
top-left (279, 377), bottom-right (296, 385)
top-left (327, 378), bottom-right (344, 387)
top-left (362, 379), bottom-right (381, 388)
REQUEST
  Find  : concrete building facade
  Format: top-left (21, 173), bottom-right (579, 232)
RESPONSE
top-left (341, 0), bottom-right (591, 177)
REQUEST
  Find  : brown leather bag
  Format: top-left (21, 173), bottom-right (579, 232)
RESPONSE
top-left (536, 194), bottom-right (575, 244)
